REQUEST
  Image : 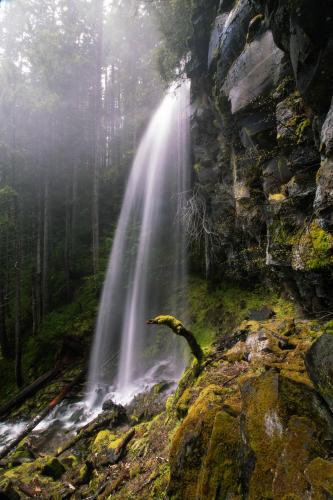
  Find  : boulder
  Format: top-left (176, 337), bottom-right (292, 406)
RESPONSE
top-left (101, 399), bottom-right (127, 425)
top-left (314, 159), bottom-right (333, 228)
top-left (126, 381), bottom-right (175, 423)
top-left (305, 333), bottom-right (333, 413)
top-left (240, 370), bottom-right (333, 499)
top-left (247, 306), bottom-right (275, 321)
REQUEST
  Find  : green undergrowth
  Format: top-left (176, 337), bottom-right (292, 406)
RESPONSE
top-left (24, 273), bottom-right (103, 377)
top-left (0, 267), bottom-right (106, 403)
top-left (188, 276), bottom-right (295, 348)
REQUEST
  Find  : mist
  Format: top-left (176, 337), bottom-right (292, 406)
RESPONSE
top-left (0, 0), bottom-right (164, 386)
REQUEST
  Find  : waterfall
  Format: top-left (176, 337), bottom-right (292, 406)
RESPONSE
top-left (87, 80), bottom-right (191, 405)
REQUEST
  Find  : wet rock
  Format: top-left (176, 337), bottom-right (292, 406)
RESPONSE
top-left (276, 92), bottom-right (312, 146)
top-left (9, 449), bottom-right (34, 466)
top-left (208, 14), bottom-right (228, 68)
top-left (102, 399), bottom-right (126, 415)
top-left (305, 333), bottom-right (333, 413)
top-left (126, 381), bottom-right (175, 423)
top-left (247, 306), bottom-right (275, 321)
top-left (314, 159), bottom-right (333, 228)
top-left (101, 400), bottom-right (127, 426)
top-left (321, 97), bottom-right (333, 156)
top-left (239, 112), bottom-right (276, 150)
top-left (188, 0), bottom-right (221, 77)
top-left (41, 457), bottom-right (66, 480)
top-left (217, 0), bottom-right (257, 84)
top-left (219, 0), bottom-right (235, 14)
top-left (223, 30), bottom-right (286, 113)
top-left (263, 157), bottom-right (293, 195)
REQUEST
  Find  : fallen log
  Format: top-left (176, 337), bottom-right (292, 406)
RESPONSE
top-left (0, 368), bottom-right (60, 418)
top-left (87, 429), bottom-right (135, 500)
top-left (109, 428), bottom-right (135, 465)
top-left (55, 408), bottom-right (125, 457)
top-left (147, 315), bottom-right (204, 363)
top-left (0, 369), bottom-right (86, 461)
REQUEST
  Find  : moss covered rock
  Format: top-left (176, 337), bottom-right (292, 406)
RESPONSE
top-left (41, 457), bottom-right (66, 480)
top-left (305, 457), bottom-right (333, 497)
top-left (168, 384), bottom-right (224, 499)
top-left (197, 411), bottom-right (242, 499)
top-left (305, 333), bottom-right (333, 413)
top-left (241, 370), bottom-right (333, 499)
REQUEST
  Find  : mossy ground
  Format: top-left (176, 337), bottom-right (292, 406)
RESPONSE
top-left (0, 282), bottom-right (330, 499)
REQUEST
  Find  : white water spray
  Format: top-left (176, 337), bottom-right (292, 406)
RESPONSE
top-left (87, 81), bottom-right (191, 405)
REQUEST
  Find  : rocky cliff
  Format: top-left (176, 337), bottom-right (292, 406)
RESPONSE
top-left (188, 0), bottom-right (333, 314)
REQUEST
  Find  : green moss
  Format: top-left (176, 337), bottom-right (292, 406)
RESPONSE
top-left (197, 411), bottom-right (241, 498)
top-left (272, 416), bottom-right (320, 498)
top-left (175, 387), bottom-right (193, 418)
top-left (269, 218), bottom-right (296, 262)
top-left (292, 221), bottom-right (333, 271)
top-left (323, 320), bottom-right (333, 334)
top-left (168, 385), bottom-right (224, 499)
top-left (305, 457), bottom-right (333, 496)
top-left (242, 371), bottom-right (285, 499)
top-left (194, 162), bottom-right (202, 174)
top-left (150, 463), bottom-right (170, 498)
top-left (41, 457), bottom-right (66, 480)
top-left (78, 462), bottom-right (93, 485)
top-left (91, 430), bottom-right (119, 454)
top-left (283, 114), bottom-right (311, 144)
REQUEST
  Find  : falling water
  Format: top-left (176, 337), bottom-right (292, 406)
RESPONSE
top-left (87, 80), bottom-right (191, 405)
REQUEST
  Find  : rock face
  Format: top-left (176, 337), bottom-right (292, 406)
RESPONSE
top-left (187, 0), bottom-right (333, 312)
top-left (305, 333), bottom-right (333, 413)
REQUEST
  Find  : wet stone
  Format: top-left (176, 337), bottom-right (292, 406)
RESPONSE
top-left (247, 306), bottom-right (276, 321)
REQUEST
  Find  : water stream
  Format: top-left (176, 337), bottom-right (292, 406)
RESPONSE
top-left (87, 80), bottom-right (191, 405)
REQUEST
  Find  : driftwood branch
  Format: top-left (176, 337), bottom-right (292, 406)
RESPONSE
top-left (0, 368), bottom-right (60, 418)
top-left (0, 369), bottom-right (86, 460)
top-left (56, 410), bottom-right (123, 457)
top-left (147, 315), bottom-right (203, 363)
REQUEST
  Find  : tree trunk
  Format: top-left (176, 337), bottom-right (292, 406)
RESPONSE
top-left (14, 199), bottom-right (23, 387)
top-left (42, 172), bottom-right (49, 316)
top-left (71, 158), bottom-right (78, 257)
top-left (91, 0), bottom-right (104, 276)
top-left (0, 281), bottom-right (10, 359)
top-left (0, 368), bottom-right (59, 418)
top-left (35, 183), bottom-right (42, 330)
top-left (65, 182), bottom-right (71, 301)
